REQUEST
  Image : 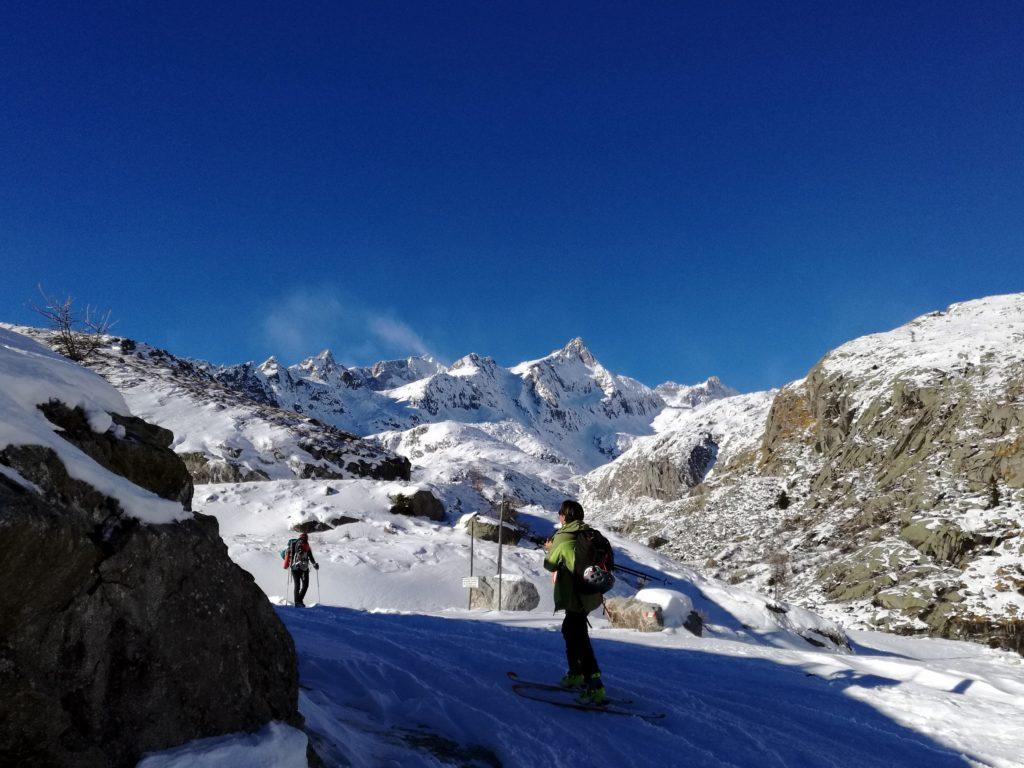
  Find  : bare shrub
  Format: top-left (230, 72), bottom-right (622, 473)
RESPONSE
top-left (29, 285), bottom-right (115, 363)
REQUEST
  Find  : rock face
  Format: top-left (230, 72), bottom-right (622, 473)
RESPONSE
top-left (468, 576), bottom-right (540, 611)
top-left (583, 295), bottom-right (1024, 654)
top-left (390, 489), bottom-right (446, 521)
top-left (0, 406), bottom-right (299, 766)
top-left (38, 401), bottom-right (194, 507)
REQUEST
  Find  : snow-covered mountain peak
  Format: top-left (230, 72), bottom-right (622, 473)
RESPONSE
top-left (293, 349), bottom-right (343, 382)
top-left (257, 356), bottom-right (291, 385)
top-left (448, 352), bottom-right (498, 377)
top-left (554, 336), bottom-right (598, 366)
top-left (368, 354), bottom-right (445, 389)
top-left (655, 376), bottom-right (740, 410)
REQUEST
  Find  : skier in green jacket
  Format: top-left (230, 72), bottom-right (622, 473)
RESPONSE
top-left (543, 499), bottom-right (607, 705)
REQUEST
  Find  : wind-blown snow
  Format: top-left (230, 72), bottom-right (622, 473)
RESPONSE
top-left (0, 328), bottom-right (187, 523)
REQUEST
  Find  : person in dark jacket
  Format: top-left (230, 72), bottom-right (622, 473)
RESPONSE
top-left (287, 532), bottom-right (319, 607)
top-left (543, 500), bottom-right (606, 705)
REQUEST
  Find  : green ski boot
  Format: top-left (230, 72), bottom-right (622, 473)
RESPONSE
top-left (578, 675), bottom-right (608, 706)
top-left (558, 672), bottom-right (585, 689)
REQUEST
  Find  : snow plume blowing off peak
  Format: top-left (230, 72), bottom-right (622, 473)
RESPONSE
top-left (261, 286), bottom-right (435, 365)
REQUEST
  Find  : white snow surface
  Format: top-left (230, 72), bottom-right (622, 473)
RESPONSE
top-left (281, 608), bottom-right (1024, 768)
top-left (136, 722), bottom-right (308, 768)
top-left (172, 473), bottom-right (1024, 768)
top-left (0, 328), bottom-right (187, 523)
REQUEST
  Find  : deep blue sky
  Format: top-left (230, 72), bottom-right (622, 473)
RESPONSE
top-left (2, 2), bottom-right (1023, 391)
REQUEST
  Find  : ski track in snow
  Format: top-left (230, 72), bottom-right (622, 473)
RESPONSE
top-left (167, 477), bottom-right (1024, 768)
top-left (282, 606), bottom-right (1021, 768)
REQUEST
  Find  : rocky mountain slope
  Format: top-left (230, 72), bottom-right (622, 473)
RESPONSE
top-left (0, 328), bottom-right (300, 767)
top-left (216, 337), bottom-right (667, 472)
top-left (582, 295), bottom-right (1024, 654)
top-left (17, 325), bottom-right (734, 516)
top-left (5, 326), bottom-right (411, 485)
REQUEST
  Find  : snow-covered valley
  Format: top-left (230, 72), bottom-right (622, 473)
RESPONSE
top-left (137, 476), bottom-right (1024, 768)
top-left (5, 295), bottom-right (1024, 767)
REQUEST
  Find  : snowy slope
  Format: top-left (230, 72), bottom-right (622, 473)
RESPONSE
top-left (6, 326), bottom-right (410, 484)
top-left (197, 477), bottom-right (849, 650)
top-left (144, 605), bottom-right (1024, 768)
top-left (581, 390), bottom-right (776, 527)
top-left (142, 475), bottom-right (1024, 767)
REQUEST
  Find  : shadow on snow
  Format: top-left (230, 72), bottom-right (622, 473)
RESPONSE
top-left (279, 606), bottom-right (978, 768)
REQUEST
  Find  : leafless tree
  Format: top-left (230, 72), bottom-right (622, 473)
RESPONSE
top-left (768, 548), bottom-right (791, 602)
top-left (29, 285), bottom-right (115, 363)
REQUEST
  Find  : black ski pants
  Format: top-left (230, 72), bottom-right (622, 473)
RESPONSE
top-left (292, 568), bottom-right (310, 605)
top-left (561, 610), bottom-right (600, 678)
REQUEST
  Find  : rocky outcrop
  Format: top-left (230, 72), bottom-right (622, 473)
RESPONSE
top-left (37, 401), bottom-right (194, 506)
top-left (0, 407), bottom-right (300, 766)
top-left (390, 489), bottom-right (446, 521)
top-left (181, 451), bottom-right (271, 483)
top-left (468, 576), bottom-right (540, 611)
top-left (582, 295), bottom-right (1024, 654)
top-left (586, 431), bottom-right (718, 503)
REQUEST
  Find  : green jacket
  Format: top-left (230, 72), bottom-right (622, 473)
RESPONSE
top-left (543, 520), bottom-right (603, 614)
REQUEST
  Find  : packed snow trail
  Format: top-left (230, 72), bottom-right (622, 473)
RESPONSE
top-left (282, 607), bottom-right (1006, 768)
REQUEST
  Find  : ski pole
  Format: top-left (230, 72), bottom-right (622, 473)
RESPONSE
top-left (316, 568), bottom-right (321, 605)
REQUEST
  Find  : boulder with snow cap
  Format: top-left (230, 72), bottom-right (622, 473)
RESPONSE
top-left (603, 597), bottom-right (665, 632)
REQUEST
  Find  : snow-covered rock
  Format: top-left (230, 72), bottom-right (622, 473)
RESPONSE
top-left (0, 327), bottom-right (187, 523)
top-left (655, 375), bottom-right (739, 409)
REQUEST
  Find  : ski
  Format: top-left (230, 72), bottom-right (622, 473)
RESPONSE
top-left (505, 671), bottom-right (634, 704)
top-left (511, 684), bottom-right (666, 721)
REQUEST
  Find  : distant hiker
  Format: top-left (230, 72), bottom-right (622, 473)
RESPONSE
top-left (543, 499), bottom-right (615, 705)
top-left (282, 532), bottom-right (319, 607)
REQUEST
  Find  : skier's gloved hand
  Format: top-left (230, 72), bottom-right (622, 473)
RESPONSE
top-left (314, 563), bottom-right (320, 570)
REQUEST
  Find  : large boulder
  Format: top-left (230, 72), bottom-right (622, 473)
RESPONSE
top-left (389, 489), bottom-right (446, 521)
top-left (468, 575), bottom-right (540, 611)
top-left (603, 597), bottom-right (664, 632)
top-left (0, 409), bottom-right (300, 767)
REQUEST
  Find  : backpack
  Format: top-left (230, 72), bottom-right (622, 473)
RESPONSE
top-left (281, 538), bottom-right (309, 570)
top-left (573, 527), bottom-right (615, 595)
